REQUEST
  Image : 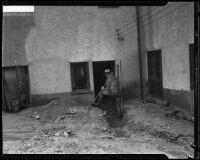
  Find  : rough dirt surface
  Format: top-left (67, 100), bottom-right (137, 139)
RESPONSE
top-left (3, 98), bottom-right (194, 158)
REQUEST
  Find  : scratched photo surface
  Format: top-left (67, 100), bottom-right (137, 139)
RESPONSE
top-left (2, 2), bottom-right (196, 158)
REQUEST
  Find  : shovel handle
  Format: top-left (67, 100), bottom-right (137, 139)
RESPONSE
top-left (94, 90), bottom-right (101, 101)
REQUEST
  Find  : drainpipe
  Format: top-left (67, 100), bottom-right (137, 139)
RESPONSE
top-left (136, 6), bottom-right (144, 99)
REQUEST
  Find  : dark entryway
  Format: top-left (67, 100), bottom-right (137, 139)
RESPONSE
top-left (189, 43), bottom-right (196, 115)
top-left (189, 43), bottom-right (195, 91)
top-left (147, 50), bottom-right (163, 98)
top-left (92, 60), bottom-right (115, 97)
top-left (2, 66), bottom-right (31, 112)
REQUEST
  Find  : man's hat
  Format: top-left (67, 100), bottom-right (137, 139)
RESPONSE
top-left (104, 69), bottom-right (111, 73)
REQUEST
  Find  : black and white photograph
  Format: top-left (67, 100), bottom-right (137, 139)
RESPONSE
top-left (2, 1), bottom-right (199, 159)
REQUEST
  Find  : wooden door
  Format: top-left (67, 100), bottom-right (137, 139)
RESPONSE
top-left (2, 66), bottom-right (30, 111)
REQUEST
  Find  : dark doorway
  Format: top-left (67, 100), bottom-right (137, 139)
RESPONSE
top-left (147, 50), bottom-right (163, 98)
top-left (92, 61), bottom-right (115, 97)
top-left (189, 43), bottom-right (196, 115)
top-left (2, 66), bottom-right (31, 112)
top-left (189, 43), bottom-right (195, 91)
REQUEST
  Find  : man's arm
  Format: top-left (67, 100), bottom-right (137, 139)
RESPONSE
top-left (102, 79), bottom-right (108, 89)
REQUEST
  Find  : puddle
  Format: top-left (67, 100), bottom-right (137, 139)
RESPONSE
top-left (106, 115), bottom-right (125, 128)
top-left (105, 113), bottom-right (129, 138)
top-left (97, 102), bottom-right (129, 138)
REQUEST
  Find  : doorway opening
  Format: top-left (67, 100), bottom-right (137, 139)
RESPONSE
top-left (189, 43), bottom-right (195, 116)
top-left (92, 60), bottom-right (115, 97)
top-left (147, 50), bottom-right (163, 99)
top-left (2, 65), bottom-right (31, 112)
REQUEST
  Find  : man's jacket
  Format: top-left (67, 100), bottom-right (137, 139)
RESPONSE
top-left (105, 74), bottom-right (120, 95)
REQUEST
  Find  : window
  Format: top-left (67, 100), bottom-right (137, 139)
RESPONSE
top-left (70, 62), bottom-right (90, 91)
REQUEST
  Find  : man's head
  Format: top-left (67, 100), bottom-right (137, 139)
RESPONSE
top-left (104, 69), bottom-right (113, 78)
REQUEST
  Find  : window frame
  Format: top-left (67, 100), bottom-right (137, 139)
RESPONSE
top-left (70, 62), bottom-right (90, 93)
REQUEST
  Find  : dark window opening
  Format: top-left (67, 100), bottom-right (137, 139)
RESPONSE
top-left (147, 50), bottom-right (163, 99)
top-left (70, 62), bottom-right (90, 91)
top-left (92, 61), bottom-right (115, 97)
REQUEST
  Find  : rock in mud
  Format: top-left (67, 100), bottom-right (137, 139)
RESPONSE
top-left (67, 109), bottom-right (77, 114)
top-left (143, 95), bottom-right (155, 103)
top-left (143, 95), bottom-right (169, 106)
top-left (55, 132), bottom-right (60, 136)
top-left (36, 116), bottom-right (40, 119)
top-left (63, 132), bottom-right (69, 137)
top-left (60, 116), bottom-right (65, 120)
top-left (165, 110), bottom-right (192, 122)
top-left (163, 100), bottom-right (170, 106)
top-left (66, 130), bottom-right (73, 137)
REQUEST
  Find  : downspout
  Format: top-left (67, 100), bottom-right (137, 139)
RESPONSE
top-left (136, 6), bottom-right (144, 99)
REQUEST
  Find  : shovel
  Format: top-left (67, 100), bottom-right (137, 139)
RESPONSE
top-left (94, 90), bottom-right (102, 103)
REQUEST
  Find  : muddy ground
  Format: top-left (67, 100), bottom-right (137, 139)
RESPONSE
top-left (3, 98), bottom-right (194, 158)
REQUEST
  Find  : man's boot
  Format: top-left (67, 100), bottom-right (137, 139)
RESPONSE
top-left (92, 92), bottom-right (104, 107)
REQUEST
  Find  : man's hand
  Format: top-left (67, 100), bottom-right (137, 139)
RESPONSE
top-left (101, 86), bottom-right (105, 90)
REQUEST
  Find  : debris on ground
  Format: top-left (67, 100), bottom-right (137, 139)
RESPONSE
top-left (33, 112), bottom-right (38, 115)
top-left (35, 115), bottom-right (40, 119)
top-left (60, 116), bottom-right (65, 120)
top-left (143, 95), bottom-right (169, 107)
top-left (3, 98), bottom-right (194, 157)
top-left (67, 108), bottom-right (77, 114)
top-left (55, 132), bottom-right (60, 137)
top-left (30, 111), bottom-right (41, 119)
top-left (124, 99), bottom-right (194, 153)
top-left (63, 132), bottom-right (69, 137)
top-left (165, 110), bottom-right (193, 122)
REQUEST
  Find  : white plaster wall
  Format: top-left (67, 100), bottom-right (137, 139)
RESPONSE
top-left (162, 43), bottom-right (190, 90)
top-left (139, 2), bottom-right (194, 91)
top-left (25, 6), bottom-right (139, 95)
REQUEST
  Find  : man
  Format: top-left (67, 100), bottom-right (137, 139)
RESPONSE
top-left (92, 69), bottom-right (121, 117)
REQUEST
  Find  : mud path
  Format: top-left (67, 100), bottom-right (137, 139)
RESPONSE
top-left (3, 98), bottom-right (194, 158)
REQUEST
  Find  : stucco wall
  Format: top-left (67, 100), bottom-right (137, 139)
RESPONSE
top-left (138, 2), bottom-right (194, 112)
top-left (2, 14), bottom-right (35, 66)
top-left (138, 2), bottom-right (194, 91)
top-left (25, 6), bottom-right (140, 96)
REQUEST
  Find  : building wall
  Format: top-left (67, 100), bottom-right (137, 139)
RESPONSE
top-left (138, 2), bottom-right (194, 113)
top-left (2, 6), bottom-right (141, 103)
top-left (2, 4), bottom-right (194, 110)
top-left (2, 13), bottom-right (35, 66)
